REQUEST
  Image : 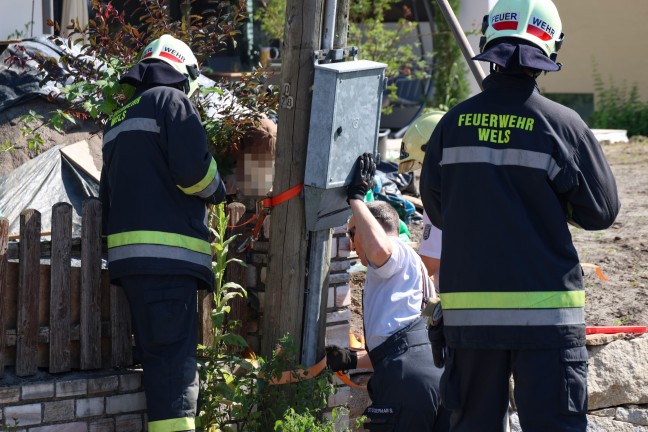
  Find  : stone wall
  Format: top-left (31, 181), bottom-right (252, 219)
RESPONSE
top-left (0, 370), bottom-right (146, 432)
top-left (509, 334), bottom-right (648, 432)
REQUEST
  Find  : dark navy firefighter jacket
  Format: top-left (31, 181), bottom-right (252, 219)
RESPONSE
top-left (420, 73), bottom-right (620, 350)
top-left (100, 85), bottom-right (226, 291)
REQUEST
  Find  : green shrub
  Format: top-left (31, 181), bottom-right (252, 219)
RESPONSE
top-left (197, 204), bottom-right (339, 431)
top-left (590, 67), bottom-right (648, 137)
top-left (430, 0), bottom-right (470, 109)
top-left (13, 0), bottom-right (278, 173)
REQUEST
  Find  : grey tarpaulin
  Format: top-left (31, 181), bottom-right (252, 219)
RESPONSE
top-left (0, 144), bottom-right (98, 236)
top-left (0, 36), bottom-right (79, 113)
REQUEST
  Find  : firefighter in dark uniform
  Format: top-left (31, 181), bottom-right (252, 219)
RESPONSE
top-left (419, 0), bottom-right (621, 431)
top-left (100, 35), bottom-right (226, 432)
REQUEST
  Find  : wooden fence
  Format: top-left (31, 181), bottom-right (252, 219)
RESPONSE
top-left (0, 199), bottom-right (250, 378)
top-left (0, 199), bottom-right (132, 377)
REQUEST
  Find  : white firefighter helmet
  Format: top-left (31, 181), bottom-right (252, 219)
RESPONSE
top-left (140, 34), bottom-right (201, 96)
top-left (479, 0), bottom-right (564, 62)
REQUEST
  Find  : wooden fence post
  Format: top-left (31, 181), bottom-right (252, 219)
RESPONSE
top-left (16, 209), bottom-right (41, 377)
top-left (110, 281), bottom-right (132, 368)
top-left (49, 202), bottom-right (73, 373)
top-left (197, 290), bottom-right (214, 348)
top-left (0, 217), bottom-right (8, 377)
top-left (80, 198), bottom-right (102, 369)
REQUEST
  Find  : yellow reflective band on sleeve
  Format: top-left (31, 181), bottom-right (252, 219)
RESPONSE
top-left (177, 158), bottom-right (217, 195)
top-left (440, 290), bottom-right (585, 310)
top-left (148, 417), bottom-right (195, 432)
top-left (107, 230), bottom-right (211, 254)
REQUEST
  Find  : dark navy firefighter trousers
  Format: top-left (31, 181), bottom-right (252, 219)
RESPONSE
top-left (441, 346), bottom-right (588, 432)
top-left (121, 275), bottom-right (199, 432)
top-left (364, 317), bottom-right (451, 431)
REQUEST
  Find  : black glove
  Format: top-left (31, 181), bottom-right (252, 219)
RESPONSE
top-left (325, 345), bottom-right (358, 372)
top-left (424, 299), bottom-right (446, 368)
top-left (346, 153), bottom-right (376, 203)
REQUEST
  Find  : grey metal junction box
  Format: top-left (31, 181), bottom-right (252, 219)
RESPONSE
top-left (304, 59), bottom-right (386, 231)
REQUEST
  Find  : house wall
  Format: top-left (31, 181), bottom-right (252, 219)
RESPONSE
top-left (0, 0), bottom-right (52, 39)
top-left (457, 0), bottom-right (648, 107)
top-left (540, 0), bottom-right (648, 102)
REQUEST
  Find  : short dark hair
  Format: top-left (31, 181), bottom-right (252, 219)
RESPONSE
top-left (366, 201), bottom-right (400, 236)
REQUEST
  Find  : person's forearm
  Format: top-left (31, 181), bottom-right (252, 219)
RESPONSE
top-left (355, 350), bottom-right (373, 369)
top-left (349, 199), bottom-right (392, 267)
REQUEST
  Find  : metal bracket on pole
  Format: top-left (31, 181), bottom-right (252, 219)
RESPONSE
top-left (435, 0), bottom-right (487, 90)
top-left (313, 46), bottom-right (358, 64)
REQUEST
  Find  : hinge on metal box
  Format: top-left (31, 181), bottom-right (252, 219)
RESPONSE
top-left (313, 46), bottom-right (358, 64)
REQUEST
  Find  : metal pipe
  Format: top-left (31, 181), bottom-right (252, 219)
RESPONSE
top-left (321, 0), bottom-right (337, 51)
top-left (435, 0), bottom-right (487, 90)
top-left (301, 229), bottom-right (332, 366)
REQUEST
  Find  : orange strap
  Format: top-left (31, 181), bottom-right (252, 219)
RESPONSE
top-left (261, 183), bottom-right (303, 209)
top-left (335, 371), bottom-right (368, 389)
top-left (226, 184), bottom-right (303, 230)
top-left (264, 357), bottom-right (327, 385)
top-left (581, 263), bottom-right (609, 281)
top-left (242, 350), bottom-right (367, 389)
top-left (227, 213), bottom-right (258, 230)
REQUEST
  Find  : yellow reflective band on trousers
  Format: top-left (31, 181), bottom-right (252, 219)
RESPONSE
top-left (177, 158), bottom-right (217, 195)
top-left (107, 230), bottom-right (211, 255)
top-left (440, 290), bottom-right (585, 310)
top-left (148, 417), bottom-right (195, 432)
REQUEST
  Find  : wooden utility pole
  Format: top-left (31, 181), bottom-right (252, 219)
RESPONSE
top-left (260, 0), bottom-right (325, 358)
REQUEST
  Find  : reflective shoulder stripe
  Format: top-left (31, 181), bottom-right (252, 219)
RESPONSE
top-left (103, 118), bottom-right (160, 146)
top-left (108, 244), bottom-right (212, 268)
top-left (440, 290), bottom-right (585, 310)
top-left (441, 147), bottom-right (562, 180)
top-left (176, 158), bottom-right (218, 196)
top-left (443, 307), bottom-right (584, 327)
top-left (107, 231), bottom-right (211, 255)
top-left (148, 417), bottom-right (195, 432)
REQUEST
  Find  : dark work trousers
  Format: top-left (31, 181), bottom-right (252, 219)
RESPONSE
top-left (441, 346), bottom-right (588, 432)
top-left (120, 275), bottom-right (199, 432)
top-left (364, 317), bottom-right (451, 431)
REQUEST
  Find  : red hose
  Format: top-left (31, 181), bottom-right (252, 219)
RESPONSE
top-left (586, 326), bottom-right (647, 335)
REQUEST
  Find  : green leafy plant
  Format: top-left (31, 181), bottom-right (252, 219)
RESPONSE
top-left (254, 0), bottom-right (433, 111)
top-left (207, 203), bottom-right (248, 347)
top-left (430, 0), bottom-right (470, 109)
top-left (11, 0), bottom-right (278, 172)
top-left (6, 21), bottom-right (33, 40)
top-left (1, 139), bottom-right (15, 153)
top-left (197, 205), bottom-right (338, 431)
top-left (253, 0), bottom-right (286, 43)
top-left (589, 63), bottom-right (648, 137)
top-left (348, 0), bottom-right (430, 80)
top-left (274, 407), bottom-right (350, 432)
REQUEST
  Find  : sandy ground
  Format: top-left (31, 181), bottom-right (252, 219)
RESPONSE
top-left (347, 137), bottom-right (648, 427)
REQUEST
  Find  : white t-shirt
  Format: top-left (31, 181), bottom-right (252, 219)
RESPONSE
top-left (418, 211), bottom-right (442, 259)
top-left (363, 237), bottom-right (432, 351)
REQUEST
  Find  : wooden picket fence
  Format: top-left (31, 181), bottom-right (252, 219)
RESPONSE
top-left (0, 199), bottom-right (250, 378)
top-left (0, 199), bottom-right (133, 378)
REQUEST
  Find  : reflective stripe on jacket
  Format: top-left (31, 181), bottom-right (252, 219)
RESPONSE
top-left (100, 85), bottom-right (225, 290)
